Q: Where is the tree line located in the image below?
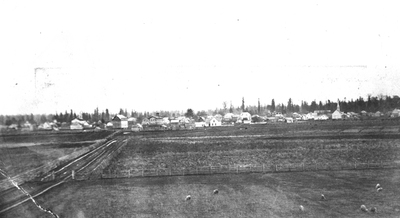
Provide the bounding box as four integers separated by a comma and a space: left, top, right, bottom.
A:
1, 94, 400, 126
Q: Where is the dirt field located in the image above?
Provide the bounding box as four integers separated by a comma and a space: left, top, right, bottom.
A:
105, 121, 400, 173
4, 169, 400, 217
2, 121, 400, 217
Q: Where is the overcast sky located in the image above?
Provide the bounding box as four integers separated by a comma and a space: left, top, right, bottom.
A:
1, 1, 399, 115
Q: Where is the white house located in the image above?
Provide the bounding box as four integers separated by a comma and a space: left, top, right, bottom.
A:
195, 122, 205, 128
305, 113, 314, 120
206, 117, 221, 126
214, 114, 223, 121
131, 124, 143, 132
391, 109, 400, 117
162, 117, 170, 124
285, 117, 294, 123
332, 110, 342, 120
315, 115, 329, 120
239, 112, 251, 122
224, 113, 234, 120
70, 123, 83, 130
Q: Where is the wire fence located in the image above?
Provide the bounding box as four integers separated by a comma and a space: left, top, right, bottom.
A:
70, 161, 400, 180
0, 139, 109, 190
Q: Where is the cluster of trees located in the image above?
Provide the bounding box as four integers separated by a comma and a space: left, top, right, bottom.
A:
0, 107, 186, 126
1, 95, 400, 126
206, 95, 400, 117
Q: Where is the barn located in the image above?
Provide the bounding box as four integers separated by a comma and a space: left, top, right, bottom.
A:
112, 115, 128, 129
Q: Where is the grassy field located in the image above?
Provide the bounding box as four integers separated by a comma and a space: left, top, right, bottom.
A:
4, 169, 400, 217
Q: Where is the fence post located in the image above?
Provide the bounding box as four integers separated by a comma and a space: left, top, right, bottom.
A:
275, 165, 278, 172
354, 161, 357, 169
169, 168, 172, 176
52, 171, 55, 180
71, 170, 75, 180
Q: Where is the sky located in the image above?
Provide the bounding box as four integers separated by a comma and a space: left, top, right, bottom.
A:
1, 1, 400, 115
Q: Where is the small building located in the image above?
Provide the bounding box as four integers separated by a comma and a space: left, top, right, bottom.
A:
373, 111, 382, 117
59, 122, 70, 130
38, 122, 53, 130
305, 113, 314, 120
239, 112, 252, 123
214, 114, 223, 121
8, 124, 19, 130
162, 117, 170, 125
266, 116, 277, 123
112, 115, 128, 129
148, 115, 163, 125
251, 115, 264, 123
195, 122, 205, 128
332, 110, 342, 120
315, 114, 329, 120
131, 124, 143, 132
127, 117, 137, 126
21, 121, 34, 131
70, 123, 83, 130
391, 109, 400, 117
195, 117, 206, 128
223, 113, 234, 120
314, 110, 331, 115
141, 118, 150, 126
206, 117, 221, 127
285, 117, 294, 123
106, 122, 113, 129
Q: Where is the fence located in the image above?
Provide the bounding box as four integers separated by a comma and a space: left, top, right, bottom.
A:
85, 161, 400, 180
71, 139, 128, 181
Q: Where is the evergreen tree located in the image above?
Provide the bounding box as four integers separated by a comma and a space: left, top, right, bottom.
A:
287, 98, 293, 113
271, 99, 275, 112
105, 109, 110, 121
185, 108, 194, 118
310, 100, 317, 112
